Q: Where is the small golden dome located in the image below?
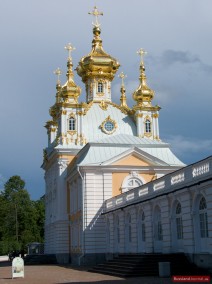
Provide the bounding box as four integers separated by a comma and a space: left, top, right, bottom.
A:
76, 26, 120, 83
61, 58, 81, 103
133, 62, 154, 107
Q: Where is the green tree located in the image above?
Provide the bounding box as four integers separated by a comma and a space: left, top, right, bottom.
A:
0, 176, 45, 255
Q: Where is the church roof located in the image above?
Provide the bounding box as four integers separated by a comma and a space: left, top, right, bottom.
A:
75, 134, 185, 167
93, 133, 166, 145
81, 103, 137, 141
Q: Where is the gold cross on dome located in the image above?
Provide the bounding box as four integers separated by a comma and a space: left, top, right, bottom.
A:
54, 67, 62, 83
64, 43, 76, 59
118, 72, 127, 87
137, 48, 147, 64
88, 6, 103, 27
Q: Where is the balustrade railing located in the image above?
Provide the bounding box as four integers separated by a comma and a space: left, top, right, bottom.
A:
104, 156, 212, 213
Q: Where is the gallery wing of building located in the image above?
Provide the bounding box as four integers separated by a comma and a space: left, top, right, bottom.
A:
42, 6, 212, 270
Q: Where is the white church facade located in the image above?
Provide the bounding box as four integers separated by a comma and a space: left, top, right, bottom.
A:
42, 7, 212, 270
104, 156, 212, 271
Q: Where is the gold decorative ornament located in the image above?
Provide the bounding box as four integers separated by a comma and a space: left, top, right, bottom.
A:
137, 48, 147, 65
119, 72, 127, 87
118, 72, 128, 108
64, 43, 76, 60
54, 68, 62, 85
135, 113, 143, 118
88, 6, 103, 27
144, 132, 152, 138
152, 113, 159, 118
68, 130, 77, 136
76, 111, 85, 116
144, 115, 151, 121
68, 112, 76, 118
99, 100, 108, 110
100, 116, 117, 135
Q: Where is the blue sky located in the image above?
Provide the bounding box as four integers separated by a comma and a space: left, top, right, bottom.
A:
0, 0, 212, 199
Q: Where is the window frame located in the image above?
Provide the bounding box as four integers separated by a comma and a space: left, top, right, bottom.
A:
97, 82, 104, 93
69, 117, 76, 131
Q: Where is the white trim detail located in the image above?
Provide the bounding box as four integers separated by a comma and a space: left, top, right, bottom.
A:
192, 163, 209, 178
153, 180, 165, 191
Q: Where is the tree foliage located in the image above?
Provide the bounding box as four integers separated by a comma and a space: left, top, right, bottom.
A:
0, 176, 45, 255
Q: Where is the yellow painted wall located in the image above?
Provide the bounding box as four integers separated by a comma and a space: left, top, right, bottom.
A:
112, 173, 128, 196
112, 172, 155, 197
112, 154, 150, 166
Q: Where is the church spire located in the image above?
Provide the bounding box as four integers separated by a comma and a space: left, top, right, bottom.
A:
133, 49, 160, 140
76, 6, 120, 103
119, 72, 128, 108
133, 48, 154, 108
60, 43, 81, 104
53, 67, 62, 103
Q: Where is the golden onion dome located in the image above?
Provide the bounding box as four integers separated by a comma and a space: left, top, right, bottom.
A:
61, 58, 81, 103
133, 62, 154, 106
76, 26, 120, 83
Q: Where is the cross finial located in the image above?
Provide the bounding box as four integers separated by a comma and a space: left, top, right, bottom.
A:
64, 43, 76, 59
118, 72, 127, 87
137, 48, 147, 64
88, 6, 103, 27
54, 67, 62, 84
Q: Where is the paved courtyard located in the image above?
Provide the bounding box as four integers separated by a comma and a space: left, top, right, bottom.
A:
0, 259, 211, 284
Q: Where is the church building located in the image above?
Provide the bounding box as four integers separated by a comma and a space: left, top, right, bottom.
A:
42, 7, 212, 270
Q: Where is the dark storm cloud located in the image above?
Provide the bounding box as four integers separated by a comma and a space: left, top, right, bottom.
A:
161, 50, 200, 65
160, 50, 212, 74
0, 0, 212, 199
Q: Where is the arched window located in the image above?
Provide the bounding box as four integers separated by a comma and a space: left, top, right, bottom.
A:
69, 117, 75, 131
145, 119, 151, 133
141, 211, 146, 242
123, 178, 142, 193
176, 202, 183, 239
98, 82, 103, 93
122, 173, 144, 193
199, 197, 208, 238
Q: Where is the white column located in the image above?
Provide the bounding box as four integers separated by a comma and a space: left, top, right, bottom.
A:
152, 114, 156, 139
135, 113, 143, 137
155, 113, 160, 139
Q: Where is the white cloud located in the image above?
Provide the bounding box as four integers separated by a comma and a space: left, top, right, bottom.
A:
165, 135, 212, 159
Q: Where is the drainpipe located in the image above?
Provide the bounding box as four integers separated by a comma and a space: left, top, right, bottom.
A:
77, 166, 85, 266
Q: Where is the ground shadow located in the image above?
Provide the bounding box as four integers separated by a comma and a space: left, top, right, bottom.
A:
0, 261, 11, 267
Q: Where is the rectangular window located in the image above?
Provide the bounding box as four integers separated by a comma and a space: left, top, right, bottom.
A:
69, 117, 75, 131
98, 82, 103, 93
